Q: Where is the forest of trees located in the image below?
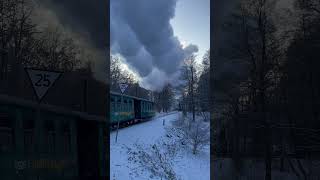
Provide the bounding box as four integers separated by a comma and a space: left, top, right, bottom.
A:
0, 0, 106, 115
212, 0, 320, 179
179, 50, 210, 120
0, 0, 87, 75
110, 49, 210, 116
110, 54, 175, 112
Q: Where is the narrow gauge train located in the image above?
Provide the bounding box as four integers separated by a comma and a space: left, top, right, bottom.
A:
110, 91, 155, 128
0, 94, 107, 179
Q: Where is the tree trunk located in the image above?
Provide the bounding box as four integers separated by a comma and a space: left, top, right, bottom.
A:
193, 144, 197, 154
191, 66, 195, 122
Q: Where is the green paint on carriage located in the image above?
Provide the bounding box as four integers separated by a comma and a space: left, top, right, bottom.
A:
140, 101, 155, 118
110, 93, 135, 124
0, 103, 79, 179
110, 92, 155, 124
0, 95, 107, 179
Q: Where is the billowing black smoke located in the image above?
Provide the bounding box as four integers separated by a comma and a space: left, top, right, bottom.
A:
111, 0, 198, 91
36, 0, 108, 49
32, 0, 108, 82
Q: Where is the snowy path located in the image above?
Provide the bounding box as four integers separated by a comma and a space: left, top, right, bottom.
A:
110, 112, 210, 180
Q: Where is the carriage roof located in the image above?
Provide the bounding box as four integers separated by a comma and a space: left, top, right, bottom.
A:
0, 94, 106, 122
110, 91, 154, 103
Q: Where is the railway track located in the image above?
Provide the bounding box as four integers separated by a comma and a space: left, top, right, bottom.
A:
110, 111, 179, 131
152, 111, 179, 119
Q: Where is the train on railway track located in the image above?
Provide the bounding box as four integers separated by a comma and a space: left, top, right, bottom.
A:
0, 94, 107, 179
110, 91, 155, 129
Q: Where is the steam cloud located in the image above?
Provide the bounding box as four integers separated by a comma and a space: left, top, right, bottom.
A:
32, 0, 108, 82
111, 0, 199, 91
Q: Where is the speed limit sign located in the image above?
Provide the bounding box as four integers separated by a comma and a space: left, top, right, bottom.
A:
26, 68, 62, 102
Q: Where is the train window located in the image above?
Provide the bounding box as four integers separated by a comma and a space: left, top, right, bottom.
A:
23, 111, 34, 154
127, 99, 131, 111
114, 97, 118, 111
129, 100, 133, 110
45, 120, 55, 153
127, 100, 130, 111
128, 99, 131, 111
123, 98, 125, 111
124, 99, 128, 111
111, 97, 115, 111
142, 102, 144, 112
0, 106, 12, 153
63, 121, 71, 153
117, 98, 121, 111
0, 106, 11, 128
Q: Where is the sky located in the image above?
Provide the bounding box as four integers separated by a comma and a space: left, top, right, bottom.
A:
111, 0, 210, 91
170, 0, 210, 63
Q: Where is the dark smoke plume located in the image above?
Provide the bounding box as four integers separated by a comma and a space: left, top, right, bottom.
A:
111, 0, 198, 90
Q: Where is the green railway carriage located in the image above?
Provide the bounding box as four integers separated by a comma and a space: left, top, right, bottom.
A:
140, 100, 155, 118
110, 92, 155, 126
110, 92, 135, 124
0, 94, 107, 179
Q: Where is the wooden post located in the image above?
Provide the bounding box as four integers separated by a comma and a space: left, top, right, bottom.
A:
115, 96, 123, 143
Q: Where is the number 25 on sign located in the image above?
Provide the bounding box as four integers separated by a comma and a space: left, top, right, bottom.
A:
26, 68, 62, 102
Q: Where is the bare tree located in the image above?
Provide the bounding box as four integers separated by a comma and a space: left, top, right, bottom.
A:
110, 54, 136, 92
197, 49, 210, 121
154, 83, 174, 113
0, 0, 82, 74
180, 54, 198, 122
168, 114, 210, 155
126, 141, 180, 180
0, 0, 37, 79
214, 0, 283, 179
24, 27, 81, 71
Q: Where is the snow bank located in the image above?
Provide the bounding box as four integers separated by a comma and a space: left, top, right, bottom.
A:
110, 112, 210, 180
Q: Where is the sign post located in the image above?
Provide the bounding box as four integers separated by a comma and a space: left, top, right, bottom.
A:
115, 82, 128, 143
25, 68, 62, 154
25, 68, 62, 102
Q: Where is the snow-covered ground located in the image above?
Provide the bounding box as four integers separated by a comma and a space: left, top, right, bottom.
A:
213, 158, 320, 180
110, 112, 210, 180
